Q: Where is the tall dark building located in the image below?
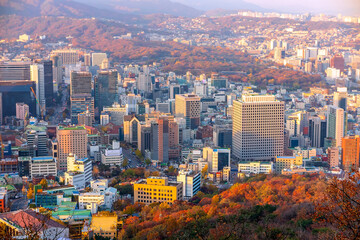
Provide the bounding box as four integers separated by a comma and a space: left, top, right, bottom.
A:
70, 71, 92, 96
94, 69, 118, 113
309, 116, 327, 148
43, 61, 54, 107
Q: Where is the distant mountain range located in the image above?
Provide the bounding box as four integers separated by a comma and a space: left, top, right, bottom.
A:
0, 0, 267, 20
0, 0, 203, 19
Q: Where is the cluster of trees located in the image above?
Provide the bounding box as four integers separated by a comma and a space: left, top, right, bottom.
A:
117, 173, 360, 240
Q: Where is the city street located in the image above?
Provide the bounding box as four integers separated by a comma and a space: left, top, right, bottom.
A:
11, 196, 28, 211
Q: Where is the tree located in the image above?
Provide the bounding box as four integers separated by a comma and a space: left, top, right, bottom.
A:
315, 170, 360, 239
27, 188, 34, 200
122, 158, 129, 168
93, 165, 100, 178
201, 165, 208, 178
145, 158, 151, 166
39, 179, 48, 189
135, 149, 143, 160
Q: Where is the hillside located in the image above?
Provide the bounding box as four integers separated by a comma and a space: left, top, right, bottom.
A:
114, 173, 360, 239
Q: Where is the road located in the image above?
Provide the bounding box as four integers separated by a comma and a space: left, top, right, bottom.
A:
11, 196, 28, 211
122, 148, 158, 172
50, 83, 69, 124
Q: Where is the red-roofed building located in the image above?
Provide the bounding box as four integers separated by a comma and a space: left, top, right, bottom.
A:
0, 209, 69, 239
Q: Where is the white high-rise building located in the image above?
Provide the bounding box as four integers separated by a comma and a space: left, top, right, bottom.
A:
30, 64, 45, 116
232, 95, 284, 161
327, 106, 345, 148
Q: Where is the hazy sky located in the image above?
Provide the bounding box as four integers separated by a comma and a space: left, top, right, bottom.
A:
174, 0, 360, 16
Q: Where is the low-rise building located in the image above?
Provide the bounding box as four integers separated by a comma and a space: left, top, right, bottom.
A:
238, 161, 274, 175
91, 213, 118, 239
101, 149, 123, 166
64, 154, 92, 189
275, 156, 303, 174
177, 170, 201, 200
30, 156, 57, 178
134, 177, 183, 205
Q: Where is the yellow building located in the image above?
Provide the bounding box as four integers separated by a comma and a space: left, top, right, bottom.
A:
134, 177, 183, 205
275, 156, 303, 174
91, 213, 118, 239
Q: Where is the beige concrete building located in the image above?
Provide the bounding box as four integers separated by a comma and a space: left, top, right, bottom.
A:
53, 126, 87, 171
175, 94, 201, 129
275, 156, 303, 174
232, 94, 284, 161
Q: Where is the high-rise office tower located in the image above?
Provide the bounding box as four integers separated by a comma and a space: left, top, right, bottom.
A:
137, 72, 152, 93
50, 54, 63, 89
232, 95, 284, 161
70, 94, 94, 124
333, 90, 347, 111
0, 62, 31, 81
26, 129, 48, 157
94, 70, 118, 113
92, 53, 107, 67
16, 103, 29, 120
309, 116, 327, 148
341, 135, 360, 171
51, 49, 79, 65
53, 126, 87, 171
30, 64, 45, 116
84, 53, 91, 66
327, 106, 345, 148
70, 71, 92, 96
0, 62, 36, 120
43, 60, 54, 107
175, 94, 201, 129
330, 53, 345, 72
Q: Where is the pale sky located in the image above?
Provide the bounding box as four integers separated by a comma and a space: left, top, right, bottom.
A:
174, 0, 360, 16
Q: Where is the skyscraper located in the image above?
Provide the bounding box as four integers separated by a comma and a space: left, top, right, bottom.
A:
232, 95, 284, 161
309, 116, 327, 148
30, 64, 45, 116
327, 106, 344, 148
175, 94, 201, 129
341, 135, 360, 171
95, 70, 118, 113
70, 94, 94, 124
43, 60, 54, 107
70, 71, 92, 96
53, 126, 88, 171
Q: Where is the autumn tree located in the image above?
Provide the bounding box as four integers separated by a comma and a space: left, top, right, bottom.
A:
39, 179, 48, 189
27, 188, 34, 200
315, 170, 360, 239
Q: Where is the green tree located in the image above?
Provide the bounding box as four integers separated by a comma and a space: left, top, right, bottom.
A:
122, 158, 129, 168
145, 158, 151, 166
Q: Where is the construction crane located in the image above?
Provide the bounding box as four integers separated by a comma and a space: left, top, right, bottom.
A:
0, 134, 4, 160
30, 87, 45, 120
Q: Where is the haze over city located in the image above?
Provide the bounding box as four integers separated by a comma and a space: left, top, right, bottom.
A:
0, 0, 359, 239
